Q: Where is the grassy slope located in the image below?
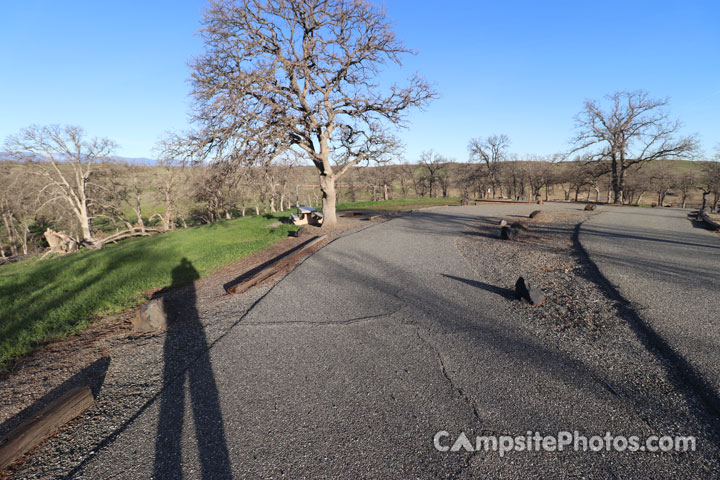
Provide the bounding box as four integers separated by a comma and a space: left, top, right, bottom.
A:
0, 214, 294, 367
337, 197, 462, 211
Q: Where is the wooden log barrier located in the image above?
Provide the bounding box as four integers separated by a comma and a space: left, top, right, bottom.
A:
0, 386, 94, 470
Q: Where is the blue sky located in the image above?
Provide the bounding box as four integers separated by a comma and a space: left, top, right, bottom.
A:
1, 0, 718, 161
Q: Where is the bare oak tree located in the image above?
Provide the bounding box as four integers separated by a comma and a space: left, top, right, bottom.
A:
699, 152, 720, 211
152, 132, 196, 230
189, 0, 435, 224
4, 125, 117, 245
418, 151, 448, 198
571, 91, 696, 204
676, 171, 696, 209
467, 134, 510, 198
0, 163, 41, 256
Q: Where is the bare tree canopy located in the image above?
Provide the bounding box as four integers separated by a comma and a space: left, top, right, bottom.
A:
467, 134, 510, 198
4, 124, 117, 245
571, 90, 697, 204
418, 150, 449, 198
190, 0, 436, 224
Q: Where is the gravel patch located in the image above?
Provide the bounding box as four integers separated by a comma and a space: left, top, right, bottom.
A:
456, 209, 720, 473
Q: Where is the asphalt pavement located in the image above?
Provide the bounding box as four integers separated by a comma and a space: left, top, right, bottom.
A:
72, 204, 719, 479
578, 206, 720, 417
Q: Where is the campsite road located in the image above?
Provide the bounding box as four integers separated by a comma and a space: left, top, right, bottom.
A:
73, 204, 719, 479
579, 207, 720, 414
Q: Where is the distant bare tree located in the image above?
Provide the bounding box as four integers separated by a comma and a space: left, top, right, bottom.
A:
676, 172, 696, 209
623, 168, 651, 205
192, 162, 244, 222
534, 155, 564, 202
419, 151, 448, 198
502, 158, 528, 201
94, 162, 153, 235
152, 132, 196, 230
699, 153, 720, 211
525, 155, 551, 202
189, 0, 435, 225
453, 162, 474, 200
394, 164, 412, 198
400, 164, 424, 198
0, 163, 41, 256
468, 134, 510, 198
556, 160, 596, 202
572, 90, 696, 204
647, 161, 676, 206
4, 125, 117, 246
437, 163, 452, 198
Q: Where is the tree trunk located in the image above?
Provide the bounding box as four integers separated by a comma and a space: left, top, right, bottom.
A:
21, 225, 29, 255
611, 161, 624, 204
78, 207, 94, 243
320, 174, 338, 225
2, 215, 18, 256
135, 210, 146, 234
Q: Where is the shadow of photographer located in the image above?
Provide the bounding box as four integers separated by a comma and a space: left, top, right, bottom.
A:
154, 258, 232, 478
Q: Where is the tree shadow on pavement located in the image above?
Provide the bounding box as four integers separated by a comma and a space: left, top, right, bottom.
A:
154, 258, 232, 479
573, 224, 720, 446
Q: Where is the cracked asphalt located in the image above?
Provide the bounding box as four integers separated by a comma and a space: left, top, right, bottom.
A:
71, 204, 719, 479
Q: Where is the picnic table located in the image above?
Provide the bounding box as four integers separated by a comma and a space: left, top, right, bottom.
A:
291, 206, 324, 226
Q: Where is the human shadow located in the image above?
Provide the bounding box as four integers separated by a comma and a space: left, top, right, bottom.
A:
154, 258, 232, 479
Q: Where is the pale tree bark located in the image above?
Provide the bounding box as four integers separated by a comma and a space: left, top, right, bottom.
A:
4, 125, 116, 245
0, 164, 40, 255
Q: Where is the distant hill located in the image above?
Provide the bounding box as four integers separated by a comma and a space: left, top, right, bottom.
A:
112, 156, 157, 166
0, 152, 156, 166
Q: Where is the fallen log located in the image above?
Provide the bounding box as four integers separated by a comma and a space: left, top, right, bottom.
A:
0, 254, 32, 266
0, 386, 94, 470
94, 227, 163, 248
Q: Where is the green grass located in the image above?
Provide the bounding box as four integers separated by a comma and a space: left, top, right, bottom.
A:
337, 197, 462, 211
0, 214, 295, 367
